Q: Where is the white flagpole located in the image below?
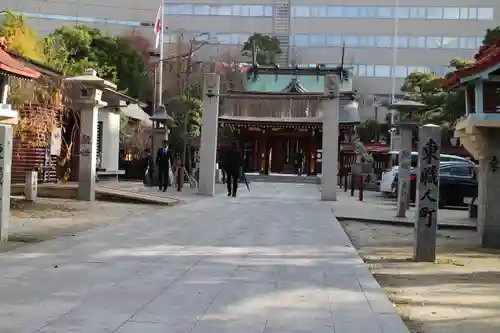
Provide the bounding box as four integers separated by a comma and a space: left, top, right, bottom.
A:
158, 0, 165, 106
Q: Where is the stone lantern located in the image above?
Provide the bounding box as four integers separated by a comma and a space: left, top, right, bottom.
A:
388, 99, 426, 217
150, 104, 173, 182
0, 47, 41, 241
64, 68, 116, 201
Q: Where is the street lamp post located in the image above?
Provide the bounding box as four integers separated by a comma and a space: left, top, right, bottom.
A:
150, 104, 173, 187
178, 32, 210, 191
389, 0, 400, 150
389, 100, 426, 218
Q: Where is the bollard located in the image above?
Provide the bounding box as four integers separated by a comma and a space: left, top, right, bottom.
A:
177, 166, 182, 192
358, 174, 364, 201
344, 173, 348, 192
350, 173, 355, 196
25, 170, 38, 202
469, 204, 478, 219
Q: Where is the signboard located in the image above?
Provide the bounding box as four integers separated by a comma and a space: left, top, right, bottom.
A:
50, 128, 62, 156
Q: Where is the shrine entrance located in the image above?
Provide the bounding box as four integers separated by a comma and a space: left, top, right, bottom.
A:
216, 66, 358, 176
218, 98, 325, 175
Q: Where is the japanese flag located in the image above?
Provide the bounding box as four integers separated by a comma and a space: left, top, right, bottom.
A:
154, 4, 163, 49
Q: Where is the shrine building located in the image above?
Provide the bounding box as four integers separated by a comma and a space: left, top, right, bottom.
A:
217, 65, 362, 175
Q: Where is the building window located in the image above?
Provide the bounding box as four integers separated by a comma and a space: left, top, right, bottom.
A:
408, 7, 426, 19
443, 7, 460, 19
478, 7, 494, 20
293, 6, 310, 17
327, 35, 342, 46
174, 5, 195, 15
376, 36, 392, 48
375, 65, 391, 77
395, 7, 409, 18
394, 66, 408, 78
343, 6, 359, 18
310, 6, 327, 17
396, 36, 408, 48
294, 35, 309, 47
408, 36, 426, 48
365, 65, 375, 77
427, 7, 443, 19
426, 36, 442, 48
343, 35, 358, 47
310, 35, 326, 46
193, 5, 210, 15
377, 7, 393, 18
442, 37, 459, 48
359, 36, 376, 47
264, 6, 273, 16
326, 6, 342, 17
240, 5, 264, 16
210, 6, 232, 16
468, 8, 478, 19
358, 7, 377, 18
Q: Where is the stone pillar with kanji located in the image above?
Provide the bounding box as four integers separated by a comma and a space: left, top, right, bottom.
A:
414, 124, 441, 262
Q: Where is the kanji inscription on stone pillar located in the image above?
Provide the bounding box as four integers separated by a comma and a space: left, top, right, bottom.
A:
414, 124, 441, 262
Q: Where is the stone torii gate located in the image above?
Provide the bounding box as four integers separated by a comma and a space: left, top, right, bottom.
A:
197, 69, 357, 200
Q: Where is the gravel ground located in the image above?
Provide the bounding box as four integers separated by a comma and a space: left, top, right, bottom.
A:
341, 221, 500, 333
2, 198, 164, 253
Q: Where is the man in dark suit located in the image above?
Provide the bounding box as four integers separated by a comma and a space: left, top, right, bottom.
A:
294, 150, 304, 176
156, 140, 173, 192
223, 141, 243, 197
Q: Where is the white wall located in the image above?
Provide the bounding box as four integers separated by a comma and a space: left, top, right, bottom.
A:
98, 109, 121, 171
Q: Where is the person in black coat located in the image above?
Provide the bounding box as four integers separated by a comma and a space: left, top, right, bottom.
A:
156, 140, 173, 192
294, 150, 304, 176
142, 148, 154, 186
223, 141, 243, 197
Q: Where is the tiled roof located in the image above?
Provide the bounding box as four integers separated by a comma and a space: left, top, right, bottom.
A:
444, 38, 500, 88
0, 45, 41, 79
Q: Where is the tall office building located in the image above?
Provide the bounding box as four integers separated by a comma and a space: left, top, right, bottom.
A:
3, 0, 498, 119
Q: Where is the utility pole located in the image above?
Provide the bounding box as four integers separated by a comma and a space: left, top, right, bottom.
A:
179, 35, 204, 190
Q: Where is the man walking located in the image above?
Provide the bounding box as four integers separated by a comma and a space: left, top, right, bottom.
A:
142, 148, 154, 186
223, 141, 243, 197
294, 149, 304, 176
156, 140, 173, 192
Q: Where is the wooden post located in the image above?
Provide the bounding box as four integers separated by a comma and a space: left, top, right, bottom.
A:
359, 174, 364, 201
344, 172, 348, 192
350, 173, 355, 196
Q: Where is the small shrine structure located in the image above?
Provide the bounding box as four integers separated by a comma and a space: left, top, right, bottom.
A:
0, 44, 41, 241
445, 38, 500, 248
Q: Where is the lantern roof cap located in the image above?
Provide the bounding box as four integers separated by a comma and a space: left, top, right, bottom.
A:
150, 104, 173, 122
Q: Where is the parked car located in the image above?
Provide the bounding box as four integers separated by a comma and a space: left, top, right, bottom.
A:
392, 161, 477, 207
379, 151, 472, 195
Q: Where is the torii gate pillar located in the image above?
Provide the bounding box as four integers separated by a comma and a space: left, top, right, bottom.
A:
321, 75, 340, 201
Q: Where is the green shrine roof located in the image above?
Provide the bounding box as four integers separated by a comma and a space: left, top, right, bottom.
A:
244, 73, 353, 93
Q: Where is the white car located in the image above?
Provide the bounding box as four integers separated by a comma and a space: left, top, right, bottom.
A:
379, 151, 472, 195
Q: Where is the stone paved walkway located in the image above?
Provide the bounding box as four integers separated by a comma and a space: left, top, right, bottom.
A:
0, 183, 408, 333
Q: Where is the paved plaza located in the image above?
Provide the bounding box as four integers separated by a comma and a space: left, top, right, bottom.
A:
0, 183, 408, 333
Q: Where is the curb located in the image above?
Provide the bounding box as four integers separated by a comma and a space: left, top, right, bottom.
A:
335, 215, 477, 231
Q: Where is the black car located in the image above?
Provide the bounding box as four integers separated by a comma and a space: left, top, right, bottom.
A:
393, 161, 477, 207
